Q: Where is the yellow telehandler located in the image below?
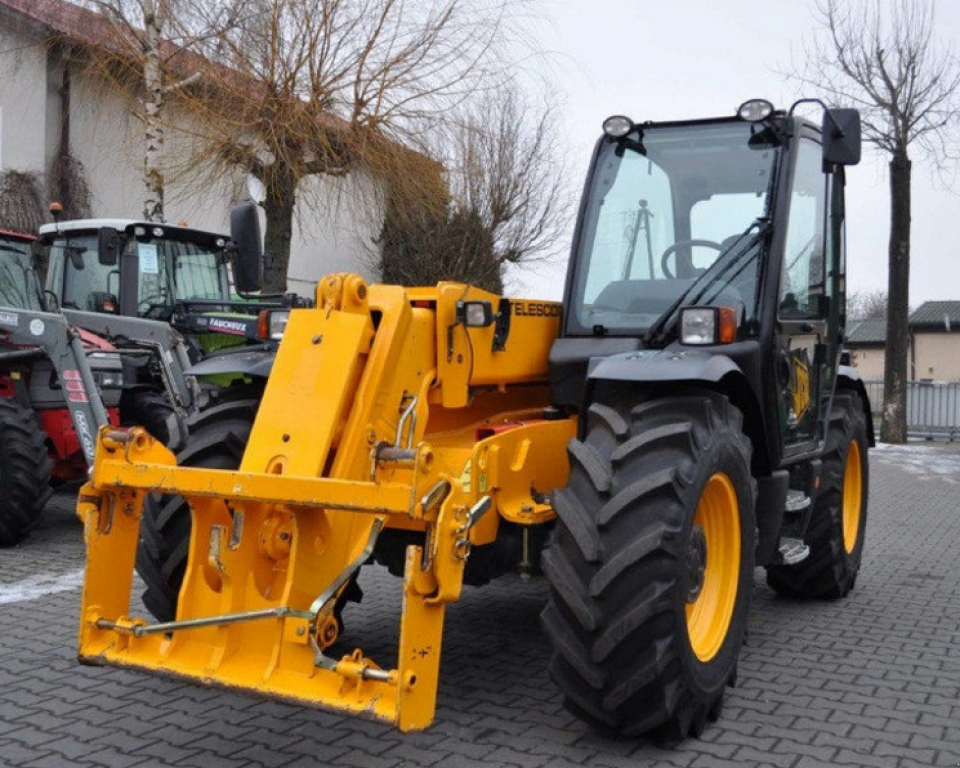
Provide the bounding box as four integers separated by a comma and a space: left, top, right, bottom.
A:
77, 99, 872, 740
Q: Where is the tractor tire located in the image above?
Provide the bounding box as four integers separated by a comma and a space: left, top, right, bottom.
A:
121, 389, 186, 451
136, 396, 258, 620
542, 391, 756, 741
0, 399, 54, 546
766, 391, 868, 599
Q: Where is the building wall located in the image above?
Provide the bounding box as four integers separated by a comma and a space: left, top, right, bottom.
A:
851, 332, 960, 382
286, 169, 381, 296
849, 347, 886, 381
0, 20, 48, 172
913, 332, 960, 381
69, 70, 380, 297
0, 29, 379, 295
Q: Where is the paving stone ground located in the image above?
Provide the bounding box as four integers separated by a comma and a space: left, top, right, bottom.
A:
1, 441, 959, 767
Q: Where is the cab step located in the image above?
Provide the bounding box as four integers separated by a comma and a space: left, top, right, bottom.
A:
785, 489, 811, 513
777, 536, 810, 565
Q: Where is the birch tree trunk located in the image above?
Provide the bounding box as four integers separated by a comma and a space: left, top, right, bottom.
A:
142, 0, 165, 222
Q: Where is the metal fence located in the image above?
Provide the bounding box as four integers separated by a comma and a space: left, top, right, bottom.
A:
862, 379, 960, 441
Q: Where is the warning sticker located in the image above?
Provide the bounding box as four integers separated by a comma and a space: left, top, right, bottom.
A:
459, 459, 472, 491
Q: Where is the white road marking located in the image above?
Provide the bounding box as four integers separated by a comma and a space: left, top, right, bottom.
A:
0, 568, 86, 605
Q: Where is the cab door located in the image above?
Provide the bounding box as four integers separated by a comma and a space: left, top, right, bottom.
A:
776, 138, 832, 455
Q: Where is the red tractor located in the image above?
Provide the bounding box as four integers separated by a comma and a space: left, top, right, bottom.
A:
0, 229, 122, 544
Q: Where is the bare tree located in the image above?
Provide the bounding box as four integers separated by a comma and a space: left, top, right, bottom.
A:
795, 0, 960, 442
174, 0, 522, 292
847, 289, 888, 321
377, 88, 570, 293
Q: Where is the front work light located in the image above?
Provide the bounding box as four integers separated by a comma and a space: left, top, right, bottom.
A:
680, 306, 737, 345
602, 115, 634, 138
93, 370, 124, 389
737, 99, 774, 122
456, 300, 495, 328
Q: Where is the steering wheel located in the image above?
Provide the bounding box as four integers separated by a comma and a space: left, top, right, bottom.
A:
138, 299, 171, 319
660, 239, 723, 279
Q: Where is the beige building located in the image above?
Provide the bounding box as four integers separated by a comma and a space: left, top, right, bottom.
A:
0, 0, 380, 296
846, 319, 887, 380
846, 301, 960, 382
910, 302, 960, 381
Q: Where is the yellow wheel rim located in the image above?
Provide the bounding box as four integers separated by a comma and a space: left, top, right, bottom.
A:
685, 472, 741, 663
842, 440, 863, 554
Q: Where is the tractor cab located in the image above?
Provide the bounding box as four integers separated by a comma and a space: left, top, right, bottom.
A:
39, 219, 234, 320
0, 230, 45, 312
38, 205, 301, 364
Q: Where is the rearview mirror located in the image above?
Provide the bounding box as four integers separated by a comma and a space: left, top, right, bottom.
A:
97, 227, 120, 266
229, 201, 263, 294
66, 245, 86, 271
822, 108, 861, 166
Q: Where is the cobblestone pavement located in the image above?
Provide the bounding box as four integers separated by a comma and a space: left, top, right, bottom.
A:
1, 442, 959, 767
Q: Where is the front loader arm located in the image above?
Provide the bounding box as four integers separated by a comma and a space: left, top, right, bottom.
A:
62, 309, 196, 414
0, 309, 110, 464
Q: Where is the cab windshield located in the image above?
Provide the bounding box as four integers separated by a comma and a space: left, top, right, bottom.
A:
46, 234, 226, 318
0, 237, 44, 311
570, 120, 779, 334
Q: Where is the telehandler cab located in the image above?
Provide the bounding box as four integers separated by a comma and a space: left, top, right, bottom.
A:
76, 98, 871, 741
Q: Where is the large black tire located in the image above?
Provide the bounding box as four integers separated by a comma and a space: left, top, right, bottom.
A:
0, 399, 54, 546
542, 391, 756, 741
120, 389, 186, 451
136, 396, 258, 620
766, 391, 868, 599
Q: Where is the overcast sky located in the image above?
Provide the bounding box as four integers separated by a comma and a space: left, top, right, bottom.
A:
504, 0, 960, 307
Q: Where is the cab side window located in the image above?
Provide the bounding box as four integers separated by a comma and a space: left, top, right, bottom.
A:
780, 139, 826, 318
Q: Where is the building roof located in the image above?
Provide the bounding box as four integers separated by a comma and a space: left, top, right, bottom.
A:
0, 0, 376, 147
0, 0, 436, 203
909, 301, 960, 330
0, 0, 128, 53
846, 319, 887, 345
0, 0, 246, 89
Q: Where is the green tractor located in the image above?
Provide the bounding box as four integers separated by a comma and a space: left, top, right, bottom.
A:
38, 202, 303, 396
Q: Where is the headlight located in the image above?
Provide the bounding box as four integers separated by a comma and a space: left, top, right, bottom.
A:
680, 307, 737, 345
269, 311, 290, 339
259, 309, 291, 340
93, 370, 124, 389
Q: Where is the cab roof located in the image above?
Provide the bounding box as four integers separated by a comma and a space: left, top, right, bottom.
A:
0, 228, 35, 242
38, 219, 228, 247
